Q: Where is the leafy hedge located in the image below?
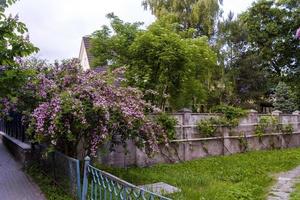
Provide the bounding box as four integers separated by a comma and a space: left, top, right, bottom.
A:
197, 105, 247, 137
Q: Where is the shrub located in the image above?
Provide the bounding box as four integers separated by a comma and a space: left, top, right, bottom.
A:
197, 105, 247, 138
2, 60, 170, 157
273, 82, 297, 113
155, 113, 177, 140
255, 116, 279, 137
280, 124, 294, 135
197, 118, 218, 137
212, 105, 248, 122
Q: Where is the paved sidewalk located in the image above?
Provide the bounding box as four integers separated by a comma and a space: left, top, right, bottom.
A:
0, 139, 45, 200
268, 165, 300, 200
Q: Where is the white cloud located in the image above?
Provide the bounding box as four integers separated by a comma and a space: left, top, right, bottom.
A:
5, 0, 254, 61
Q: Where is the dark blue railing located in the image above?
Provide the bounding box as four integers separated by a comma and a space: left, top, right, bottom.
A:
0, 112, 27, 142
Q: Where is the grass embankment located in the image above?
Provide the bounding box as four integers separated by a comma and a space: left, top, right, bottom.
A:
99, 148, 300, 200
26, 165, 73, 200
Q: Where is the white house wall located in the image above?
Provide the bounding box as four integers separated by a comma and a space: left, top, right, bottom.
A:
79, 40, 90, 71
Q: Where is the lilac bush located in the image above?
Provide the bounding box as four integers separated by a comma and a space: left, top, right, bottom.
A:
0, 97, 16, 117
3, 59, 169, 157
296, 27, 300, 39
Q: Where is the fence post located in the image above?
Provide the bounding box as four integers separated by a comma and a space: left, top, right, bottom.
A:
272, 110, 282, 116
292, 111, 300, 133
75, 160, 82, 200
179, 108, 192, 161
81, 156, 90, 200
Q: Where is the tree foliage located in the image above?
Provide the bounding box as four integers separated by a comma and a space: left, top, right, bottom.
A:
0, 0, 38, 105
0, 0, 38, 66
1, 60, 170, 157
127, 18, 218, 111
142, 0, 222, 37
0, 0, 17, 11
217, 11, 248, 70
91, 15, 218, 111
273, 82, 297, 113
215, 0, 300, 109
90, 13, 142, 67
240, 0, 300, 77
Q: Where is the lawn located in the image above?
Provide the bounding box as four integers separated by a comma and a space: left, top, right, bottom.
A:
26, 165, 73, 200
99, 148, 300, 200
290, 182, 300, 200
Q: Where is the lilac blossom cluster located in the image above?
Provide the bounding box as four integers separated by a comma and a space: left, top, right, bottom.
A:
16, 60, 168, 157
0, 98, 16, 117
296, 28, 300, 39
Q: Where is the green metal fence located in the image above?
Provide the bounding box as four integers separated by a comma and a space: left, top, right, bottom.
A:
53, 151, 82, 199
81, 157, 171, 200
32, 144, 82, 199
1, 115, 171, 200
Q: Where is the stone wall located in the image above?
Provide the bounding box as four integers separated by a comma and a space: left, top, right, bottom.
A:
0, 132, 32, 168
97, 110, 300, 167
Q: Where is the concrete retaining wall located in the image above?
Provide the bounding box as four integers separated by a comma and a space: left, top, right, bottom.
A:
98, 110, 300, 167
0, 132, 32, 167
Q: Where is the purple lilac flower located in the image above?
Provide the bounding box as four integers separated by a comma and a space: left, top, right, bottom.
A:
296, 28, 300, 39
0, 98, 17, 116
32, 102, 50, 134
23, 60, 168, 157
38, 74, 55, 98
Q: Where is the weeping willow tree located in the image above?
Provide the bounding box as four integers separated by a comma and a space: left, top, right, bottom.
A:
142, 0, 223, 37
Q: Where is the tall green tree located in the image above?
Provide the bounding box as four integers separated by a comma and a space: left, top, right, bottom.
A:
240, 0, 300, 78
90, 13, 142, 67
214, 12, 259, 106
0, 0, 38, 66
126, 18, 217, 110
216, 0, 300, 108
273, 82, 297, 113
230, 52, 271, 106
90, 15, 218, 111
217, 12, 248, 70
142, 0, 222, 37
0, 0, 38, 101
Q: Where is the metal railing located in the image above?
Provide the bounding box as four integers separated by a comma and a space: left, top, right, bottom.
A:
52, 151, 82, 199
32, 144, 82, 199
81, 157, 171, 200
1, 113, 171, 200
0, 112, 27, 142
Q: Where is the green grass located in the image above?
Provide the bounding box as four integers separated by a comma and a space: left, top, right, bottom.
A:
26, 165, 73, 200
97, 148, 300, 200
290, 182, 300, 200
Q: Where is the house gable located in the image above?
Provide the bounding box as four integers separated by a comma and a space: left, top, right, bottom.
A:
79, 36, 93, 70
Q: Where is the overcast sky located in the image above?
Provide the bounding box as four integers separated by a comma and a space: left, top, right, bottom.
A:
6, 0, 255, 61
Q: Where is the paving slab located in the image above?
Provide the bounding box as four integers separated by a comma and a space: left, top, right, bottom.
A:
0, 139, 45, 200
267, 166, 300, 200
139, 182, 181, 195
